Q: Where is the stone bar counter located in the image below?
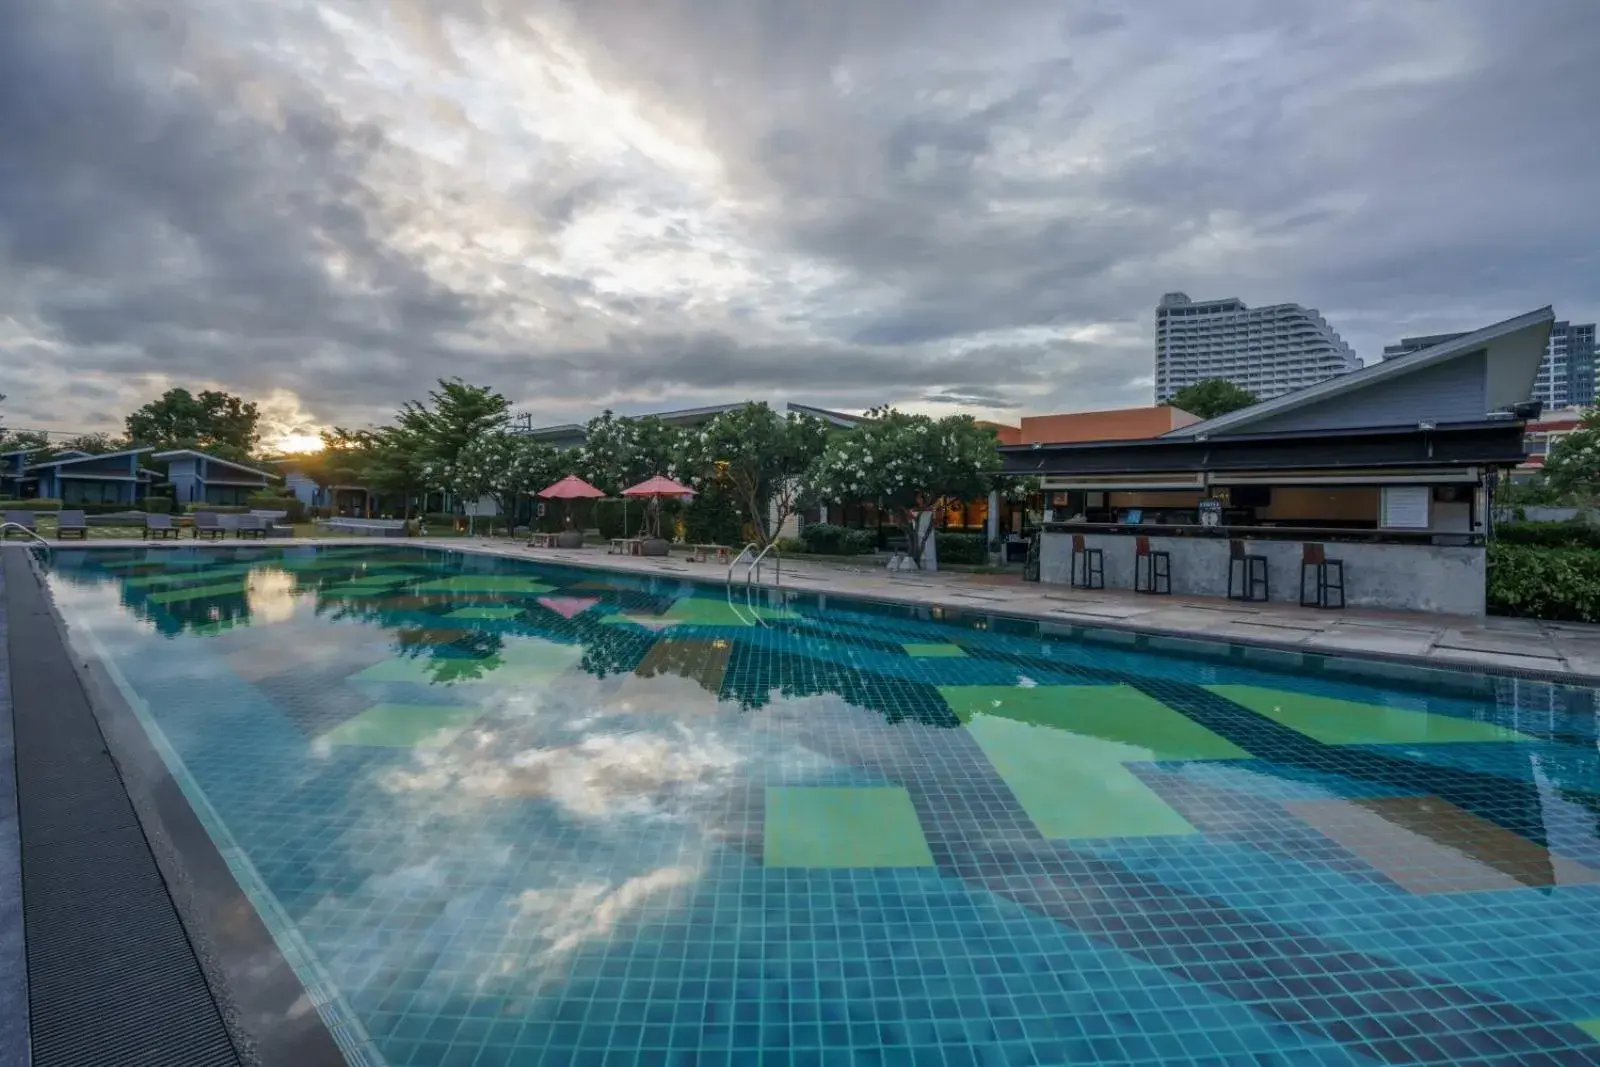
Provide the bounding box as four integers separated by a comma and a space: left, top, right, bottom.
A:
1036, 523, 1487, 616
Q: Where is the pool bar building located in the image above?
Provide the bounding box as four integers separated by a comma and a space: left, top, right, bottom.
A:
1002, 307, 1555, 615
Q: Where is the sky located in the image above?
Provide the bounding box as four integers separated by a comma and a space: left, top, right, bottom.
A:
1, 0, 1596, 452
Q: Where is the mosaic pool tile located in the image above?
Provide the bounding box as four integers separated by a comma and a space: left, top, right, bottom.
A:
902, 642, 966, 658
145, 580, 249, 605
317, 703, 481, 748
1286, 795, 1600, 892
43, 545, 1600, 1067
412, 576, 554, 595
964, 713, 1197, 838
1206, 684, 1533, 745
443, 606, 525, 620
940, 683, 1251, 759
764, 786, 934, 867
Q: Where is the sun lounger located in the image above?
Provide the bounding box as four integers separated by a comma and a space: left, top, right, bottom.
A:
321, 517, 408, 537
143, 514, 180, 540
2, 511, 39, 538
233, 514, 268, 540
192, 511, 226, 540
56, 509, 89, 540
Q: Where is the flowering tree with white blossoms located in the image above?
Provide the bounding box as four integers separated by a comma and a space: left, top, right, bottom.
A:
1543, 409, 1600, 504
807, 407, 999, 568
429, 431, 567, 534
676, 403, 831, 546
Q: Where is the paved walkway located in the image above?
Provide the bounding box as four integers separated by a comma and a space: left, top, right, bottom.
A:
20, 538, 1600, 680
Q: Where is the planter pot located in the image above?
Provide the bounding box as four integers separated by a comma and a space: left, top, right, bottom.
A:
557, 529, 584, 549
639, 538, 671, 557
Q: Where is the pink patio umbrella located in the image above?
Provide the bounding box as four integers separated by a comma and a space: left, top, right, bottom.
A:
537, 474, 606, 542
621, 475, 696, 538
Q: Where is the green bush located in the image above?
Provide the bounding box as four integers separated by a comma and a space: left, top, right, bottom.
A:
684, 490, 744, 547
594, 499, 677, 541
1488, 543, 1600, 622
774, 536, 806, 555
0, 498, 63, 511
247, 491, 306, 523
142, 497, 173, 514
936, 531, 988, 565
800, 522, 875, 556
1495, 520, 1600, 550
188, 504, 252, 515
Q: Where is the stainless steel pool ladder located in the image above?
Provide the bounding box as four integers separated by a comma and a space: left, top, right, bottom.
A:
0, 522, 52, 568
726, 541, 782, 627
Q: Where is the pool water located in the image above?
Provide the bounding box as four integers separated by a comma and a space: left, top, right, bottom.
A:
43, 544, 1600, 1067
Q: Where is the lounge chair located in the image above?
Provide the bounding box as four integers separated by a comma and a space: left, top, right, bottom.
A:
143, 514, 180, 540
57, 510, 89, 540
192, 511, 226, 540
2, 511, 38, 538
233, 514, 268, 540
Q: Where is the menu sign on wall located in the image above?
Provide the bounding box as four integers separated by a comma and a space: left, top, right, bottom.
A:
1380, 485, 1431, 529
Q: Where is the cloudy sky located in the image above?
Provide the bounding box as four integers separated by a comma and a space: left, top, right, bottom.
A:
1, 0, 1596, 450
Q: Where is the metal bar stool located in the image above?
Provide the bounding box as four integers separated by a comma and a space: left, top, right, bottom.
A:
1134, 536, 1170, 595
1070, 534, 1104, 590
1300, 543, 1345, 609
1227, 539, 1269, 601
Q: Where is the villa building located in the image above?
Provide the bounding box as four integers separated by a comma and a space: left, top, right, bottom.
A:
11, 447, 158, 505
154, 450, 279, 506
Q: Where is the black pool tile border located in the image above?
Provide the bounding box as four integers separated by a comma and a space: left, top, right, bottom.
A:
3, 550, 348, 1067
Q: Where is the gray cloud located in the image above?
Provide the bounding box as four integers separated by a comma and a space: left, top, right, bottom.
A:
0, 0, 1595, 444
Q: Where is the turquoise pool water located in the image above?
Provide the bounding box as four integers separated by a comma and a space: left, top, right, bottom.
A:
43, 544, 1600, 1066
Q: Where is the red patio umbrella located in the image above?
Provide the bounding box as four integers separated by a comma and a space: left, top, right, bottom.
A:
621, 475, 696, 538
537, 474, 606, 536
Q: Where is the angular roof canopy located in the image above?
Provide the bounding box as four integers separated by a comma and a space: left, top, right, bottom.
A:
26, 447, 153, 470
150, 449, 281, 480
1163, 307, 1554, 440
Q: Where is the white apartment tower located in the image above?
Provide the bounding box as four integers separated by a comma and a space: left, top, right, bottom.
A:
1154, 293, 1360, 402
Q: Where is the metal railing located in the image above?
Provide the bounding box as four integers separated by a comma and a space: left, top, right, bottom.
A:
747, 542, 781, 586
1, 522, 53, 567
725, 541, 783, 628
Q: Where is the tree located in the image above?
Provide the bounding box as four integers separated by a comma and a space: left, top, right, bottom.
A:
807, 408, 999, 569
676, 403, 831, 545
1541, 410, 1600, 503
125, 388, 261, 457
58, 432, 125, 454
395, 379, 510, 472
440, 431, 567, 532
1164, 379, 1257, 420
577, 412, 684, 496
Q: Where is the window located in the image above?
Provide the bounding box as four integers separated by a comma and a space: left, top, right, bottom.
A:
62, 478, 123, 505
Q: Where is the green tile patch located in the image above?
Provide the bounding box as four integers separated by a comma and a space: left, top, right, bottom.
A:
445, 606, 525, 621
412, 576, 554, 595
602, 598, 798, 629
348, 639, 582, 686
124, 563, 255, 587
146, 581, 249, 605
1204, 685, 1531, 746
964, 715, 1197, 839
764, 786, 934, 868
1578, 1020, 1600, 1041
903, 643, 966, 658
940, 684, 1249, 760
317, 703, 481, 748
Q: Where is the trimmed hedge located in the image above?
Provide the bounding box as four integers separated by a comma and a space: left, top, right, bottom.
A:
143, 497, 173, 514
800, 523, 876, 556
936, 531, 987, 565
188, 504, 252, 515
0, 499, 63, 511
1487, 543, 1600, 622
247, 491, 306, 523
1495, 520, 1600, 550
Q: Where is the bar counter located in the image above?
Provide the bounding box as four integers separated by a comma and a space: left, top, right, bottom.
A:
1036, 523, 1486, 615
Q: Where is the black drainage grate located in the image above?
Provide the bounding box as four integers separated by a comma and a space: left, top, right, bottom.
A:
5, 552, 242, 1067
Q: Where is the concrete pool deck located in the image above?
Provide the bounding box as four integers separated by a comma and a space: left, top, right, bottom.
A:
21, 537, 1600, 681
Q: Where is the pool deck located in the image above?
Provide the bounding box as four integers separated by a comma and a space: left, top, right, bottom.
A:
27, 537, 1600, 680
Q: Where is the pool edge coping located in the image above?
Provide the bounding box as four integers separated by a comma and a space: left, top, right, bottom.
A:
7, 549, 355, 1067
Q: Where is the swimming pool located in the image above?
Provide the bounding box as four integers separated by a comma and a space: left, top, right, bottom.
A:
40, 544, 1600, 1066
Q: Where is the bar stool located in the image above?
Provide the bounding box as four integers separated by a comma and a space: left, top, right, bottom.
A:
1133, 536, 1170, 595
1300, 543, 1345, 609
1070, 534, 1103, 589
1227, 539, 1269, 601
